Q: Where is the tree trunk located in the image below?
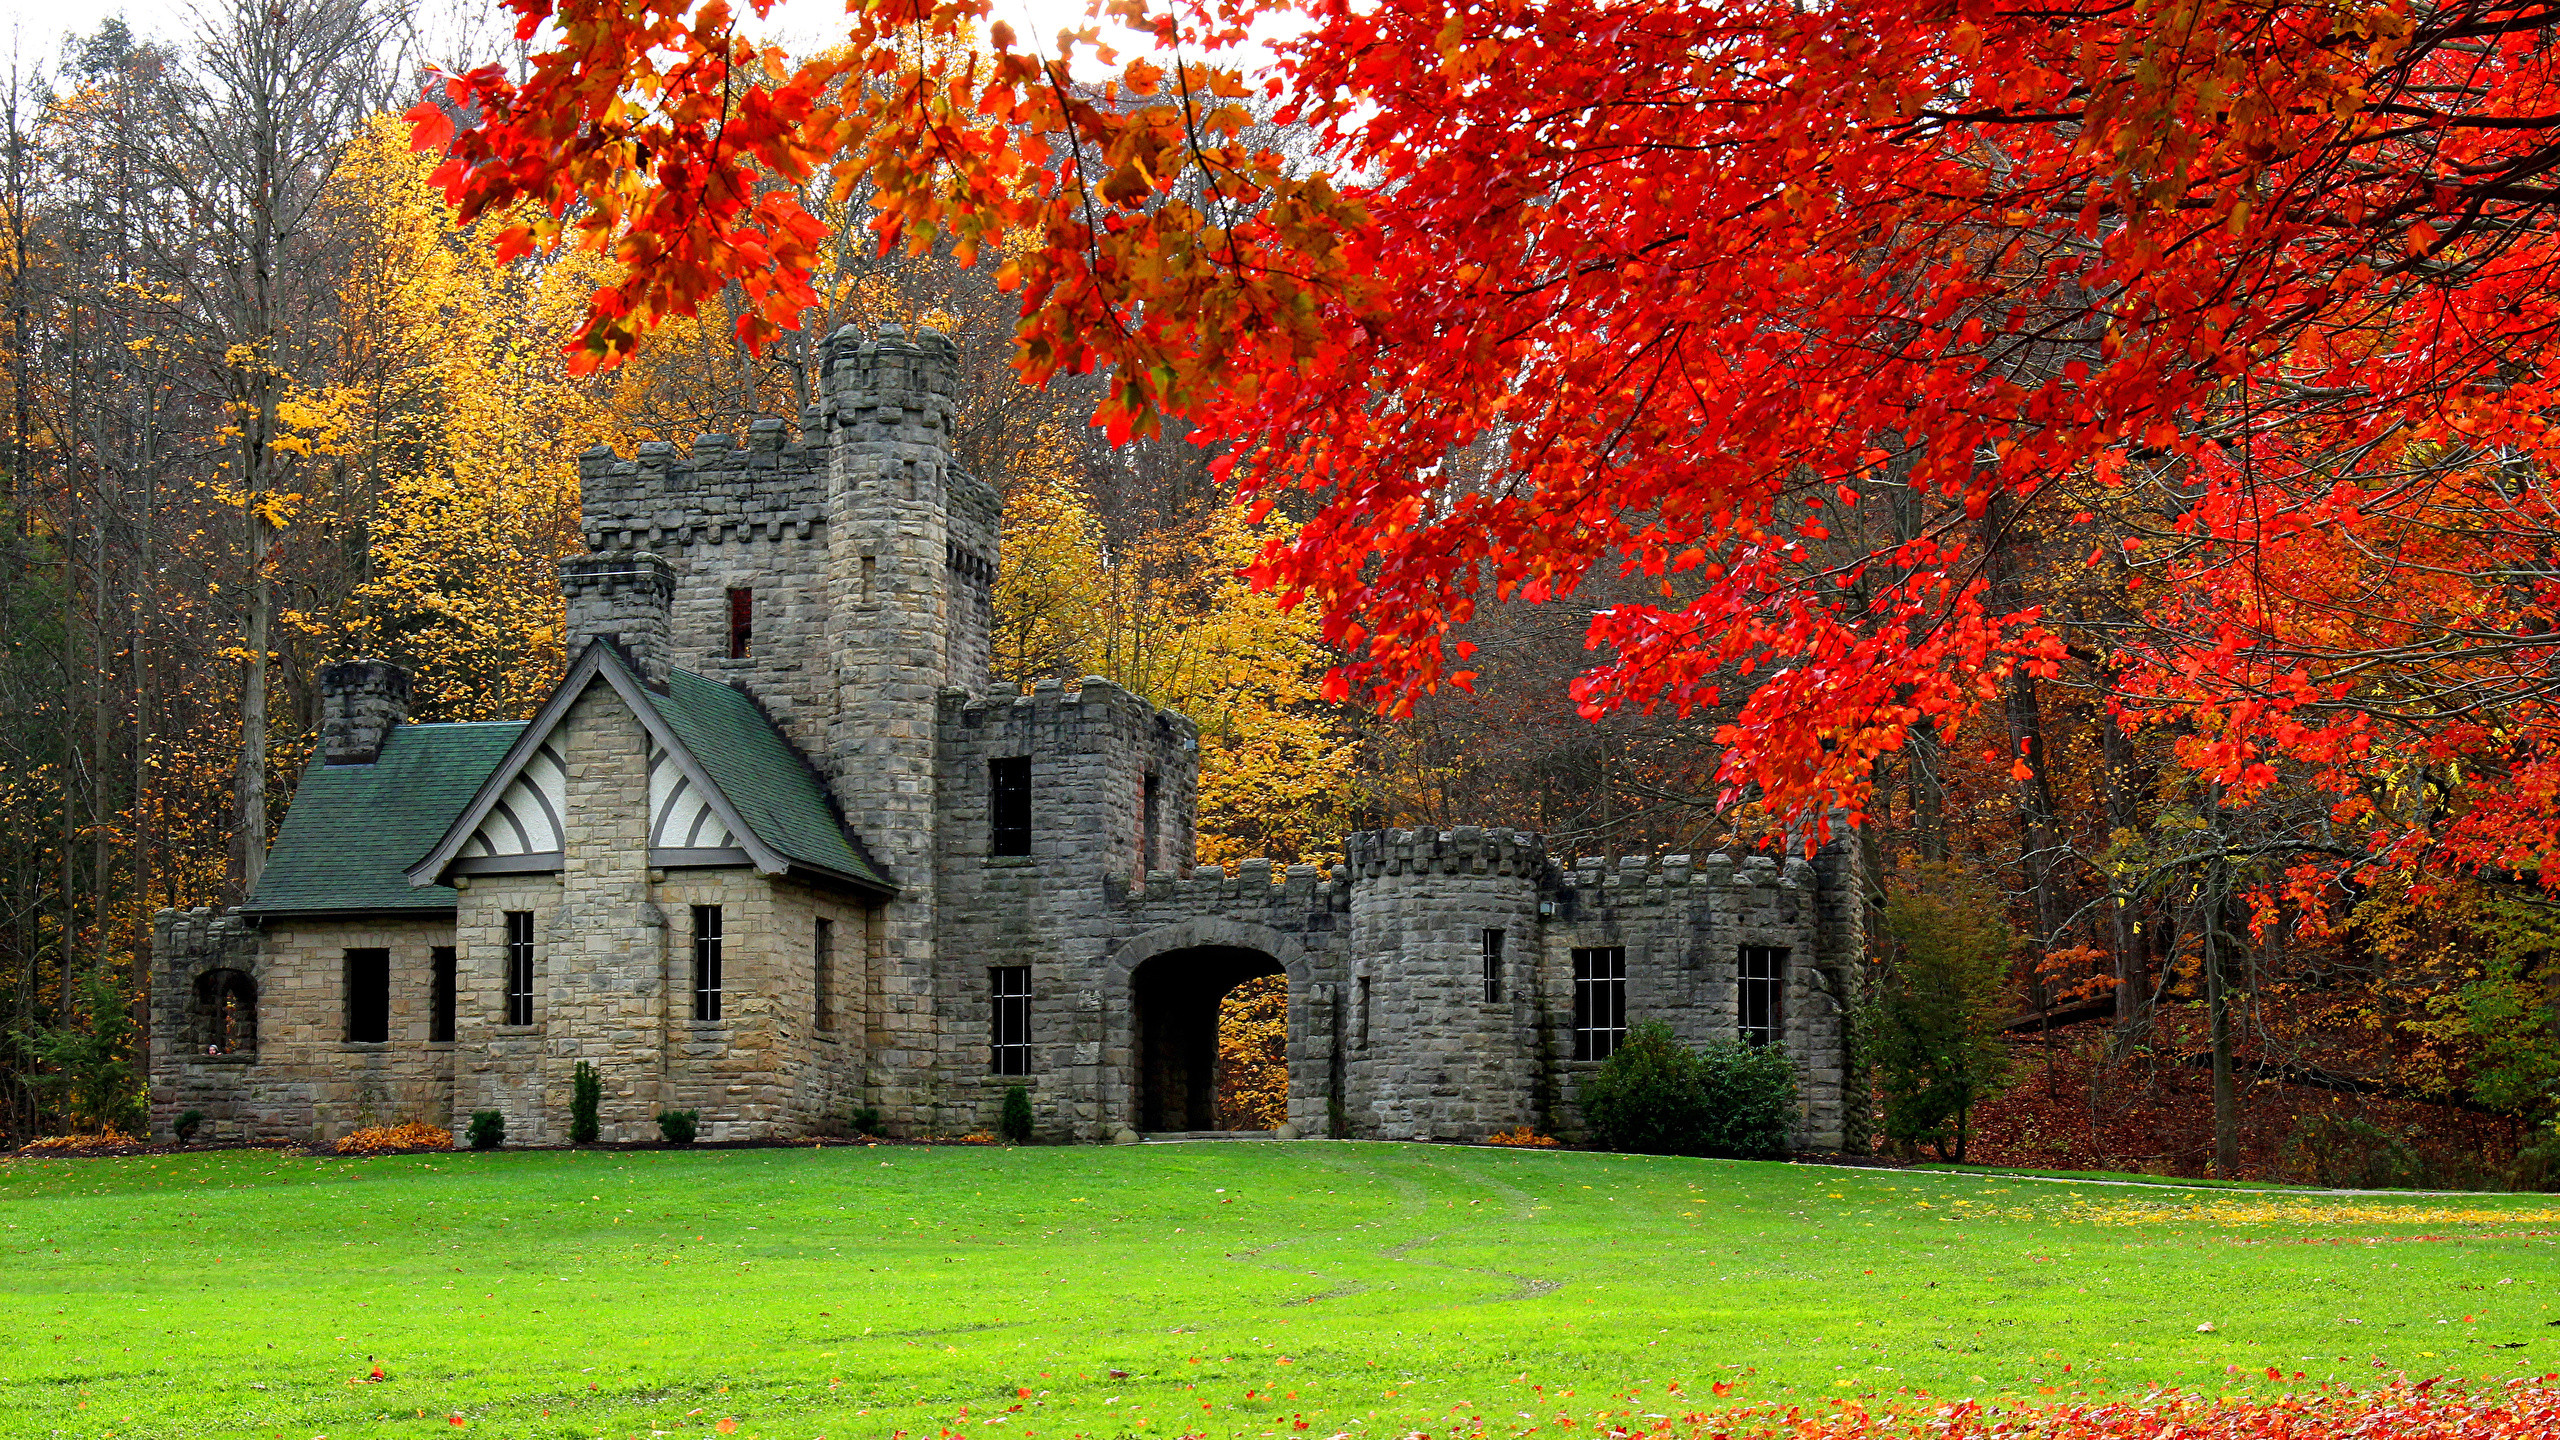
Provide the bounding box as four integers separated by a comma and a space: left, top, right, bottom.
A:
2204, 868, 2239, 1175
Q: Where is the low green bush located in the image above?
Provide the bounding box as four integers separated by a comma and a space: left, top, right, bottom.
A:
570, 1061, 602, 1144
2509, 1130, 2560, 1192
999, 1084, 1035, 1143
1579, 1021, 1794, 1159
845, 1104, 885, 1137
2279, 1113, 2422, 1189
465, 1110, 505, 1151
173, 1110, 204, 1144
657, 1109, 699, 1146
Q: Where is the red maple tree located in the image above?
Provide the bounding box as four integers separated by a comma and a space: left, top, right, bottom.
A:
417, 0, 2560, 881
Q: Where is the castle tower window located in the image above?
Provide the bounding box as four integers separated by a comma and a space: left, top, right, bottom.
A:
814, 916, 835, 1032
344, 949, 390, 1043
990, 964, 1031, 1075
1571, 947, 1626, 1061
693, 905, 725, 1021
1481, 928, 1505, 1004
195, 968, 257, 1055
430, 947, 456, 1043
989, 756, 1031, 856
1140, 773, 1161, 872
726, 587, 753, 658
1739, 945, 1787, 1047
504, 912, 536, 1026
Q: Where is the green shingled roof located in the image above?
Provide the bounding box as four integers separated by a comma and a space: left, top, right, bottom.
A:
244, 722, 526, 916
653, 668, 891, 890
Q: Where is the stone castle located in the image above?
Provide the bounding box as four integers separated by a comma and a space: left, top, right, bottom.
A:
150, 327, 1864, 1149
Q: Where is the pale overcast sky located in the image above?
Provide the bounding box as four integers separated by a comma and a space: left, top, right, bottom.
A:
0, 0, 1180, 76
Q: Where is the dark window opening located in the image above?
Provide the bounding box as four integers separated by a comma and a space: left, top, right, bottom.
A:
1355, 975, 1372, 1049
504, 911, 536, 1026
726, 586, 753, 658
814, 917, 835, 1032
345, 948, 390, 1043
1739, 945, 1787, 1047
1572, 946, 1627, 1061
990, 965, 1031, 1075
693, 904, 724, 1021
195, 968, 257, 1055
989, 756, 1031, 856
430, 947, 456, 1043
1140, 773, 1161, 872
1481, 928, 1505, 1004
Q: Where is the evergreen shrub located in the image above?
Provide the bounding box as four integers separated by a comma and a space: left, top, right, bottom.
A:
999, 1084, 1035, 1143
173, 1110, 204, 1144
657, 1109, 699, 1146
571, 1061, 602, 1144
1864, 864, 2019, 1163
1580, 1021, 1795, 1159
465, 1110, 505, 1151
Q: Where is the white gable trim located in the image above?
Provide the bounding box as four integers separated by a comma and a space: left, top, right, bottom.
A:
405, 643, 789, 887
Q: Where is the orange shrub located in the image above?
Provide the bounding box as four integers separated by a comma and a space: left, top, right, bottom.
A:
336, 1122, 455, 1155
17, 1131, 140, 1154
1485, 1127, 1560, 1147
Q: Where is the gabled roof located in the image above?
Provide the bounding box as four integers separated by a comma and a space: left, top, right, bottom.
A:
243, 721, 528, 917
406, 642, 893, 894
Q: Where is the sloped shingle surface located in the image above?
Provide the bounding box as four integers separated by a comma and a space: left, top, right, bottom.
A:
654, 669, 891, 891
245, 722, 526, 916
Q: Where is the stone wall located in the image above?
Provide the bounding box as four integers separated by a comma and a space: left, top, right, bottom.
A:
150, 909, 458, 1145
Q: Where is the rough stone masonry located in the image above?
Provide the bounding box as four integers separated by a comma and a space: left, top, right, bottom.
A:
150, 326, 1864, 1149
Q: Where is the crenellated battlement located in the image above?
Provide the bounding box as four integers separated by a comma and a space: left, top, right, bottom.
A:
943, 676, 1200, 746
1345, 827, 1556, 881
578, 416, 831, 553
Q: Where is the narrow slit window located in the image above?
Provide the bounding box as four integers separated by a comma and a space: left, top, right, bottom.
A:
814, 917, 835, 1032
430, 946, 456, 1043
503, 912, 535, 1026
1739, 945, 1787, 1047
693, 905, 724, 1021
989, 756, 1031, 856
1481, 928, 1505, 1004
344, 949, 389, 1043
1572, 946, 1627, 1061
726, 587, 753, 658
1140, 773, 1161, 872
990, 965, 1031, 1075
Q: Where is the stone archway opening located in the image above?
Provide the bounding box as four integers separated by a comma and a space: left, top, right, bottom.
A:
1131, 946, 1284, 1132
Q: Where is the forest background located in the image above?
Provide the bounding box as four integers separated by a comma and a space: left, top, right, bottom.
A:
1, 0, 2553, 1183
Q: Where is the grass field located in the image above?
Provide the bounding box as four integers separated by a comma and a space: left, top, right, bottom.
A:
5, 1141, 2556, 1440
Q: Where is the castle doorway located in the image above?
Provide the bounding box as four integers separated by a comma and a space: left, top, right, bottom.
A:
1131, 946, 1285, 1132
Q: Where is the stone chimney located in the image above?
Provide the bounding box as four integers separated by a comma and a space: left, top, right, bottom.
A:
319, 659, 413, 765
561, 551, 676, 688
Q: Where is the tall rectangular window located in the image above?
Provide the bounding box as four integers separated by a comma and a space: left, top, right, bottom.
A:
989, 756, 1031, 856
344, 949, 390, 1043
1481, 928, 1505, 1004
990, 965, 1031, 1075
1739, 945, 1787, 1047
430, 946, 457, 1043
814, 917, 836, 1032
1572, 946, 1627, 1061
1140, 773, 1161, 871
693, 905, 724, 1021
504, 912, 536, 1026
726, 586, 753, 658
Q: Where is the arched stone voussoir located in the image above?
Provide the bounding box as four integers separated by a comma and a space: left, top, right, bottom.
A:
1104, 917, 1311, 987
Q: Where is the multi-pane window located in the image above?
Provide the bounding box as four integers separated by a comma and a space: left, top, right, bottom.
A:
344, 949, 390, 1043
1738, 945, 1787, 1047
693, 905, 725, 1021
990, 965, 1031, 1075
430, 946, 457, 1043
1481, 928, 1505, 1004
726, 587, 753, 658
1571, 947, 1627, 1061
989, 756, 1031, 856
814, 917, 835, 1032
504, 912, 536, 1026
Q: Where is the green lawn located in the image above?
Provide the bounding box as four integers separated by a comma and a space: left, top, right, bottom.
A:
5, 1141, 2555, 1440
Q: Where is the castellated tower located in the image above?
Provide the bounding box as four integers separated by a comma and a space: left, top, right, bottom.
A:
1343, 828, 1551, 1140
